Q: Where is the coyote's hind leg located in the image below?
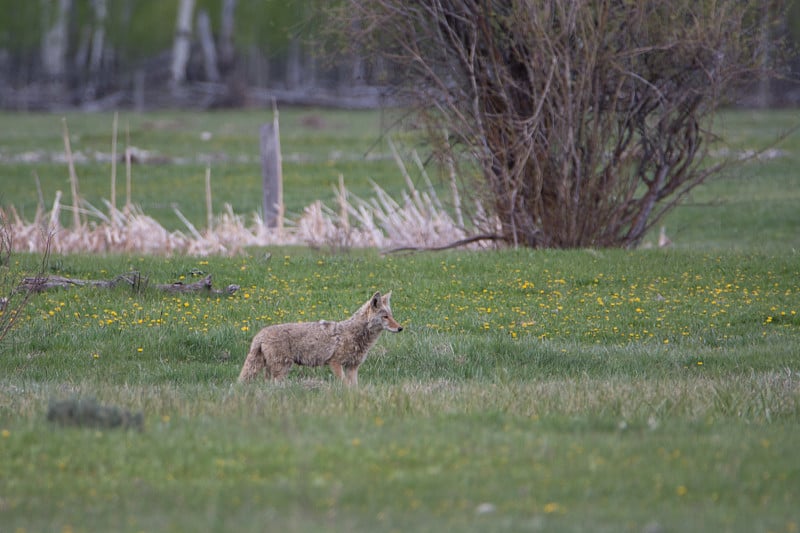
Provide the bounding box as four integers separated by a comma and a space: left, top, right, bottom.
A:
238, 346, 266, 382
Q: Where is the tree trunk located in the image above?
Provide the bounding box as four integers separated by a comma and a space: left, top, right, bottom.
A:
286, 35, 301, 89
89, 0, 107, 74
41, 0, 72, 79
74, 26, 91, 72
349, 20, 364, 85
756, 3, 772, 108
196, 10, 220, 82
171, 0, 196, 86
219, 0, 237, 71
133, 69, 145, 111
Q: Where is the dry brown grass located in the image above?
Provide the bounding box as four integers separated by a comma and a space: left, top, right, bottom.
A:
1, 177, 493, 256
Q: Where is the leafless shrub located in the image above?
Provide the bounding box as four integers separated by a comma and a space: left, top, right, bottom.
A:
329, 0, 787, 248
0, 213, 52, 346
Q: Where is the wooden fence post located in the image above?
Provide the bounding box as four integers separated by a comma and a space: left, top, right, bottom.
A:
259, 105, 283, 229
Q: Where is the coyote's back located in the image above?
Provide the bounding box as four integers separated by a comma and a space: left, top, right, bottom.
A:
238, 291, 402, 386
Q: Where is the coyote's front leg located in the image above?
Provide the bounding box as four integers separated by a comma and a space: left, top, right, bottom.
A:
329, 361, 345, 383
344, 366, 359, 387
328, 361, 358, 386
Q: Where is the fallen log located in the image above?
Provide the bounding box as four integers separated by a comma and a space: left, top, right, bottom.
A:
156, 273, 239, 295
17, 271, 238, 295
19, 273, 136, 291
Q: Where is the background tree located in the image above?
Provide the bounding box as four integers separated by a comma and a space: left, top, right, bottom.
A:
331, 0, 788, 248
40, 0, 71, 80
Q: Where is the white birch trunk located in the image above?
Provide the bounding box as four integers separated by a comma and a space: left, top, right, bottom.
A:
41, 0, 72, 78
196, 9, 220, 82
89, 0, 107, 74
74, 26, 90, 72
219, 0, 237, 70
286, 35, 301, 89
171, 0, 196, 86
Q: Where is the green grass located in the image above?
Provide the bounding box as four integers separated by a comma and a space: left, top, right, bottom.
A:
0, 108, 412, 228
1, 248, 798, 532
0, 109, 799, 532
660, 110, 800, 252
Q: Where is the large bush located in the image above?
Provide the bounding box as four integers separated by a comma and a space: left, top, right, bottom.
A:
332, 0, 784, 247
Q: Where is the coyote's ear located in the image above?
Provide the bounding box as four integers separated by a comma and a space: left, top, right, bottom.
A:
370, 291, 382, 309
382, 291, 392, 303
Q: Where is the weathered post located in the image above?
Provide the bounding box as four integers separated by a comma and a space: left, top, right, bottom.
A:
259, 104, 283, 229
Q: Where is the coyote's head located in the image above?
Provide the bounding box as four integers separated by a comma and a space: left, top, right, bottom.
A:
365, 291, 403, 333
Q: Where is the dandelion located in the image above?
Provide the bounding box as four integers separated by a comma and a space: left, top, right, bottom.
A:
543, 502, 562, 513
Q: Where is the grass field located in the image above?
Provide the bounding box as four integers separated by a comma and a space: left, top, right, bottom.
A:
0, 109, 799, 532
0, 108, 411, 230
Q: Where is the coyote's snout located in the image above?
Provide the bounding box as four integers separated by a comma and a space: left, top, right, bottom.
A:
238, 291, 402, 386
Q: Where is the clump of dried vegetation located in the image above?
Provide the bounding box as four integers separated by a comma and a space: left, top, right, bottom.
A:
0, 176, 494, 257
0, 212, 51, 345
1, 118, 495, 256
47, 397, 144, 431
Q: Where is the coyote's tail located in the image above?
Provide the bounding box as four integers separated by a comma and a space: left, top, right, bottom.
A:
238, 344, 265, 382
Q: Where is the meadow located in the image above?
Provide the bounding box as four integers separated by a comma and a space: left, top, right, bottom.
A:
0, 108, 799, 532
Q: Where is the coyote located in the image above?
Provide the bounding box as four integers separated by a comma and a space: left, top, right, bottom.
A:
238, 291, 402, 386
